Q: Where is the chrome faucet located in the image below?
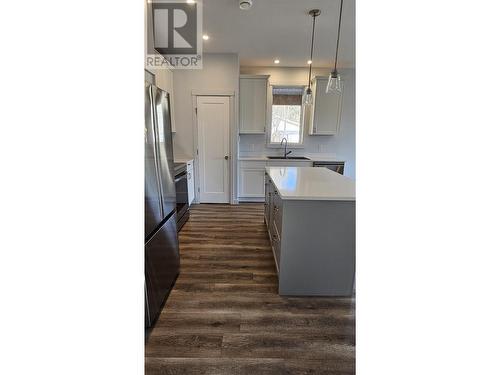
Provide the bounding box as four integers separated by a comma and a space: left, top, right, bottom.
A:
280, 137, 292, 158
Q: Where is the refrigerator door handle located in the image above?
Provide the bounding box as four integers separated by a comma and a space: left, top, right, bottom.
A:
150, 86, 165, 219
152, 88, 177, 218
145, 282, 151, 327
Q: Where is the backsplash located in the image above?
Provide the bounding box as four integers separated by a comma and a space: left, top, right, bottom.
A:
238, 133, 339, 159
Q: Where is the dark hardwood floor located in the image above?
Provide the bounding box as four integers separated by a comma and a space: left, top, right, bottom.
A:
145, 204, 355, 374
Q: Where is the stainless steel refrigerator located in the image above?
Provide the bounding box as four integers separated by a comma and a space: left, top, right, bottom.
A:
145, 81, 179, 328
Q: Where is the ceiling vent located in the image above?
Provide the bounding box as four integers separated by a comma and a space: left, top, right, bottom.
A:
239, 0, 253, 10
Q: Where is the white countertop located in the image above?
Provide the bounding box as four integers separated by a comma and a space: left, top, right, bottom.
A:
239, 155, 345, 162
174, 155, 194, 163
266, 167, 355, 201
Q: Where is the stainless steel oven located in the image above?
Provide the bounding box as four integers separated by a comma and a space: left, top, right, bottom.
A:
174, 162, 190, 231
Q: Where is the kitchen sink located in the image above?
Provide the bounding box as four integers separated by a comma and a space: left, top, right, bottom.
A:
267, 156, 310, 160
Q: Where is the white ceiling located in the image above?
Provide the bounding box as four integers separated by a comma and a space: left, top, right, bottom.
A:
202, 0, 355, 68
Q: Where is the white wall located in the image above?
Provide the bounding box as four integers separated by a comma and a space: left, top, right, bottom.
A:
172, 53, 240, 203
172, 53, 239, 157
239, 66, 356, 178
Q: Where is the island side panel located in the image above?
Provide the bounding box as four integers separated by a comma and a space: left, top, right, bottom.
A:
279, 199, 355, 296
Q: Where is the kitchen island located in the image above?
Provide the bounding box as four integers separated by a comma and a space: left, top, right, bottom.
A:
264, 167, 355, 296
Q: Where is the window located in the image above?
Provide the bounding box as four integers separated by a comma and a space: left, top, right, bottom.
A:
269, 86, 305, 145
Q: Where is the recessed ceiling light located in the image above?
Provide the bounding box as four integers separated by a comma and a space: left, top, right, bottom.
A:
202, 34, 210, 40
239, 0, 253, 10
307, 60, 313, 65
274, 59, 280, 64
186, 0, 195, 4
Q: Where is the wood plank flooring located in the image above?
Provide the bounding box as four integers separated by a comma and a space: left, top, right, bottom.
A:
145, 204, 355, 374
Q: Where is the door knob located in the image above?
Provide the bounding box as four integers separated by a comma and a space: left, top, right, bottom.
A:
224, 155, 229, 160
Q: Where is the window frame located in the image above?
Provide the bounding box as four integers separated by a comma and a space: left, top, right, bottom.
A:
266, 85, 306, 149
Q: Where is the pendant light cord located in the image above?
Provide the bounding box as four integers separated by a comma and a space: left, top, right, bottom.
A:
333, 0, 344, 72
308, 13, 318, 89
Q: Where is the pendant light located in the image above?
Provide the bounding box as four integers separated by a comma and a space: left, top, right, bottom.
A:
326, 0, 344, 94
304, 9, 321, 106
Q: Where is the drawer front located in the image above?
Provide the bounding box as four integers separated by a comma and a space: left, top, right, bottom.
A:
269, 181, 276, 229
264, 173, 271, 225
272, 189, 283, 236
270, 220, 281, 271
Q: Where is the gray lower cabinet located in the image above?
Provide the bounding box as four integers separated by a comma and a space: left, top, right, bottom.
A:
270, 222, 281, 269
272, 192, 283, 234
265, 173, 280, 272
264, 171, 355, 297
264, 174, 271, 224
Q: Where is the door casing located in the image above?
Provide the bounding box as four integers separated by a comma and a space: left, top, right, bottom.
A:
192, 92, 235, 204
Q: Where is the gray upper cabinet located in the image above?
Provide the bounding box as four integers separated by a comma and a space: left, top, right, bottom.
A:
239, 75, 269, 134
309, 76, 343, 135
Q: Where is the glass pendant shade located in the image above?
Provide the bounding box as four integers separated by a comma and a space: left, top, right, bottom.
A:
305, 10, 320, 107
326, 70, 342, 94
327, 0, 344, 95
304, 87, 313, 105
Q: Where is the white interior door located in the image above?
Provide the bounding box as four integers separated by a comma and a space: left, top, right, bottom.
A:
197, 96, 230, 203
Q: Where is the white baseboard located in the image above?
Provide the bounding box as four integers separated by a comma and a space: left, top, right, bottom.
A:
238, 197, 265, 203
